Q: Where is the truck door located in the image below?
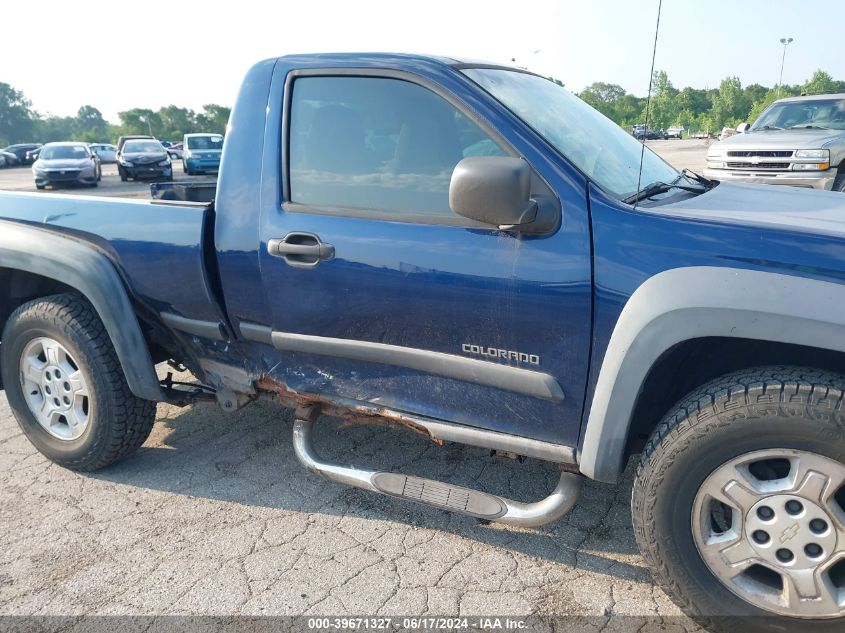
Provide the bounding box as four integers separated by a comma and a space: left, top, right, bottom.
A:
252, 70, 592, 447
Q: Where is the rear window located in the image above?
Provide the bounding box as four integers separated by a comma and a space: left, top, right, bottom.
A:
186, 135, 223, 150
124, 141, 164, 153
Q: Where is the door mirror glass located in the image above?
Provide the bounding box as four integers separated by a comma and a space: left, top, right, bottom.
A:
449, 156, 537, 229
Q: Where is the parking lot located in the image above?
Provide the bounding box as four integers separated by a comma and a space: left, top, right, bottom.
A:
0, 141, 708, 628
0, 161, 217, 199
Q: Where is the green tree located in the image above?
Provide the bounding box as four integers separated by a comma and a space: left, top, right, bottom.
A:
195, 104, 231, 134
34, 116, 76, 142
647, 70, 679, 130
0, 82, 35, 145
802, 69, 843, 95
75, 105, 108, 142
117, 108, 160, 137
709, 76, 751, 131
579, 82, 627, 119
157, 105, 197, 141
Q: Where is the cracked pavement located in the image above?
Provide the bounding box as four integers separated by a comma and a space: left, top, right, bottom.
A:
0, 382, 704, 630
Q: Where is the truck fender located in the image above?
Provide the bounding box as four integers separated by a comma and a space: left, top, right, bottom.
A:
579, 266, 845, 482
0, 221, 164, 401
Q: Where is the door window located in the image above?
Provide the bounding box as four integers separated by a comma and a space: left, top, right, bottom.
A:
288, 76, 506, 218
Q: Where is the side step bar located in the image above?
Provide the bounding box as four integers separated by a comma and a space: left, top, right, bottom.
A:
292, 417, 582, 527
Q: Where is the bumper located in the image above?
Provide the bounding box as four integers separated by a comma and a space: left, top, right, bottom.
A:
185, 158, 220, 172
703, 168, 836, 190
123, 165, 173, 179
34, 171, 97, 186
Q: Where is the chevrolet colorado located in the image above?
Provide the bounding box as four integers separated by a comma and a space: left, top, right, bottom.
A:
1, 54, 845, 632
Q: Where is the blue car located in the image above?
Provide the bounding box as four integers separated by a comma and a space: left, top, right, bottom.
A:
182, 133, 222, 175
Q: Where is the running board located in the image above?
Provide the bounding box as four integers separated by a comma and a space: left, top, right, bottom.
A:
292, 417, 582, 527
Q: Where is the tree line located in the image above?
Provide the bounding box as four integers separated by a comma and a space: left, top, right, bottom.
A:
2, 68, 844, 146
579, 69, 845, 135
0, 82, 230, 146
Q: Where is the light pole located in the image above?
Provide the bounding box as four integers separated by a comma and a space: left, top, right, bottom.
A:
778, 37, 793, 95
140, 115, 153, 137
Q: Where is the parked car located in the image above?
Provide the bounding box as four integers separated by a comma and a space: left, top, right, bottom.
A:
2, 143, 42, 165
88, 143, 117, 164
182, 133, 223, 174
705, 92, 845, 191
631, 124, 663, 140
116, 135, 155, 154
31, 142, 101, 189
3, 54, 845, 633
0, 150, 19, 168
116, 139, 172, 182
666, 126, 684, 139
167, 142, 183, 160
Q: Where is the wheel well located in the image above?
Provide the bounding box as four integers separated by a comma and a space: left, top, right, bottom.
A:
625, 337, 845, 458
0, 268, 76, 341
0, 267, 172, 366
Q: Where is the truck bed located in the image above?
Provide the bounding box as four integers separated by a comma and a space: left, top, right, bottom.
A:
0, 190, 223, 325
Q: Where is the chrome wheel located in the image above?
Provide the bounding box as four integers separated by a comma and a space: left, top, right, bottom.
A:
19, 337, 91, 441
692, 449, 845, 618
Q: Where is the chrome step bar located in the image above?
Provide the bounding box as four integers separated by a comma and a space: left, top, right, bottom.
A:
292, 417, 582, 527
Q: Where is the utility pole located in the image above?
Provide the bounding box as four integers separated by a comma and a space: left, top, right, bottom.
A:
778, 37, 793, 96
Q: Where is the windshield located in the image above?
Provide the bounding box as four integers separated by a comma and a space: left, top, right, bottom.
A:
186, 135, 223, 150
752, 98, 845, 130
124, 140, 164, 153
462, 68, 678, 199
40, 145, 89, 160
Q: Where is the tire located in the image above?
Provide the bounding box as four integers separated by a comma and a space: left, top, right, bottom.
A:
832, 171, 845, 192
35, 184, 45, 190
118, 167, 127, 182
0, 293, 156, 471
633, 366, 845, 633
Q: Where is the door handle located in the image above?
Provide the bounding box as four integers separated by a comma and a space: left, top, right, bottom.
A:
268, 232, 335, 268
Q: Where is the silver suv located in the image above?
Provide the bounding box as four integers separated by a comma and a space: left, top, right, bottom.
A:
704, 93, 845, 191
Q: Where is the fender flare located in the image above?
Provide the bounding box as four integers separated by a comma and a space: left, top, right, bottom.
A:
579, 266, 845, 482
0, 221, 163, 401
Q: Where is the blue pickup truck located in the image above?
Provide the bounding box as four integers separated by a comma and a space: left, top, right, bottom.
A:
1, 54, 844, 632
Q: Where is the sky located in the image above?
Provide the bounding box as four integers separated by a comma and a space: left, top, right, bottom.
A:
4, 0, 844, 122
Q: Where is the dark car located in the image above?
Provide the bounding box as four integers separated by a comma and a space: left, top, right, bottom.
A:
116, 139, 172, 181
116, 135, 155, 153
0, 150, 19, 168
32, 142, 101, 189
2, 143, 42, 165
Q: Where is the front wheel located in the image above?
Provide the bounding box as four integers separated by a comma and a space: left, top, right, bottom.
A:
633, 367, 845, 633
0, 293, 156, 471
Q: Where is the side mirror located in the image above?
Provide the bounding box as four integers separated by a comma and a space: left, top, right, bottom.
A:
449, 157, 537, 230
736, 122, 751, 133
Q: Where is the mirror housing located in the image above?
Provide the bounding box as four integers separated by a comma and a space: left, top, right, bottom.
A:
736, 122, 751, 133
449, 156, 539, 231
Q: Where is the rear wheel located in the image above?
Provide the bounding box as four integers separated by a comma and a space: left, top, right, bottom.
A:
633, 366, 845, 633
0, 293, 156, 471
